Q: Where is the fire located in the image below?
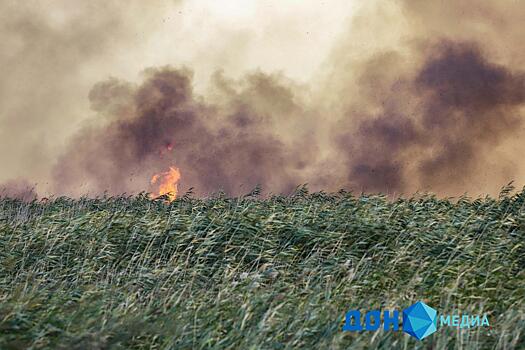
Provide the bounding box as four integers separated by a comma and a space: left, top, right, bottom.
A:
149, 166, 181, 201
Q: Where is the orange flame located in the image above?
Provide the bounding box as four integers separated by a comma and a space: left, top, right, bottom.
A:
149, 166, 181, 201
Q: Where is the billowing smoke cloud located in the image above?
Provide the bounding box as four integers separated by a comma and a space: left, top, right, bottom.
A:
320, 0, 525, 196
333, 40, 525, 195
3, 0, 525, 198
0, 0, 180, 191
53, 67, 312, 196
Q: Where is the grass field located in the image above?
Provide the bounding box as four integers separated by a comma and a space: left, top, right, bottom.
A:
0, 186, 524, 349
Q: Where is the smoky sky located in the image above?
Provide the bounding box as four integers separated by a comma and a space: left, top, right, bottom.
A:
2, 0, 525, 199
334, 40, 525, 195
51, 67, 311, 197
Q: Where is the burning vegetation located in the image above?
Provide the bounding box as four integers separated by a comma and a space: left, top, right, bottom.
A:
150, 166, 181, 201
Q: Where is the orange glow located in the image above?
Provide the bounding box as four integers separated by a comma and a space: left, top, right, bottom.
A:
149, 166, 181, 201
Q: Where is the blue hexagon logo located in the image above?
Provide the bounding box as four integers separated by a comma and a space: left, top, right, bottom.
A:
402, 301, 437, 340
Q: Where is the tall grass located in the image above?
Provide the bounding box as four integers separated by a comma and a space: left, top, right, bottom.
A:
0, 187, 524, 349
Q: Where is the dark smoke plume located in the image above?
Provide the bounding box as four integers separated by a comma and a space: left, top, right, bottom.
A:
3, 0, 525, 198
333, 40, 525, 195
53, 67, 310, 196
53, 38, 525, 197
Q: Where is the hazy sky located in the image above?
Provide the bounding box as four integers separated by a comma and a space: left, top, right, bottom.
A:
0, 0, 357, 186
2, 0, 524, 198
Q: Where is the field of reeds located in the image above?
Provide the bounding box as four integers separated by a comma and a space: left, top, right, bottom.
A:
0, 186, 524, 349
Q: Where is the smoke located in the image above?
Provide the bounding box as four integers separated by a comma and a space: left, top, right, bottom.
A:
0, 179, 37, 201
332, 40, 525, 195
0, 0, 180, 188
321, 0, 525, 196
52, 67, 311, 196
2, 0, 525, 198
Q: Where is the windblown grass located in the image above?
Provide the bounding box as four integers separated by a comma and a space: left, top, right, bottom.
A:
0, 186, 524, 349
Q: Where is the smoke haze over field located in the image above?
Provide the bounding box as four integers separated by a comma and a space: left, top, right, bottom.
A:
1, 0, 525, 198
